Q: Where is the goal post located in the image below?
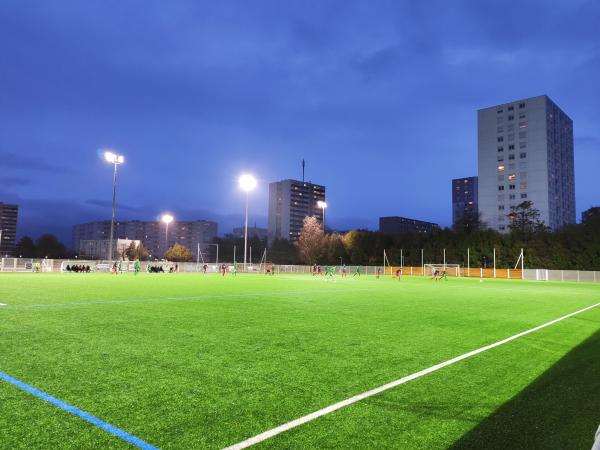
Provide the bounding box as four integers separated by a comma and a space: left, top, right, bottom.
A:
424, 264, 461, 277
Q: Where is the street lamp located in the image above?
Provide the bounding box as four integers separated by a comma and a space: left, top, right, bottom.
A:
238, 173, 257, 266
103, 150, 125, 261
161, 214, 174, 255
317, 200, 327, 232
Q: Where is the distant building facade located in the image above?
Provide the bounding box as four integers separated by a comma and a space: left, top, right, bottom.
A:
452, 176, 479, 228
478, 95, 575, 232
232, 226, 268, 241
582, 207, 600, 223
79, 239, 140, 260
0, 202, 19, 256
73, 219, 217, 259
379, 216, 439, 235
268, 179, 325, 244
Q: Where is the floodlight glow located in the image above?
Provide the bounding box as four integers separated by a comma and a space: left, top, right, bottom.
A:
238, 174, 257, 192
104, 150, 124, 164
317, 200, 327, 209
161, 214, 174, 224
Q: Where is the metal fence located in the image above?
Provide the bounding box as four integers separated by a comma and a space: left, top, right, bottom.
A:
1, 258, 599, 283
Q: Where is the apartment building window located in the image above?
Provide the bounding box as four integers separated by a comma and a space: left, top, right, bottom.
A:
498, 175, 504, 181
498, 146, 504, 152
510, 194, 516, 200
519, 162, 528, 169
508, 144, 515, 150
498, 195, 505, 201
520, 182, 528, 189
519, 131, 527, 138
498, 205, 505, 211
507, 124, 515, 131
519, 103, 526, 109
497, 126, 504, 133
508, 134, 515, 141
520, 142, 527, 148
508, 174, 517, 181
508, 105, 514, 111
497, 155, 504, 162
520, 172, 527, 179
508, 154, 515, 160
498, 185, 505, 191
499, 225, 506, 231
508, 114, 514, 121
497, 108, 503, 114
519, 122, 528, 129
520, 152, 527, 159
497, 164, 505, 172
497, 117, 503, 123
521, 193, 528, 199
509, 184, 516, 190
519, 113, 526, 119
497, 136, 504, 142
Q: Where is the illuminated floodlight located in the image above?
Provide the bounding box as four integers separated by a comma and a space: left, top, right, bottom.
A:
317, 200, 327, 209
238, 174, 257, 192
161, 214, 174, 224
104, 151, 124, 164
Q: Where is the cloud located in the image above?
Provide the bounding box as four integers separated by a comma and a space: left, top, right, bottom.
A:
0, 152, 71, 173
0, 176, 31, 188
85, 199, 142, 212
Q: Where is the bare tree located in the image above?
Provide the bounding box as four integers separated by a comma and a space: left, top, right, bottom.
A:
296, 216, 324, 264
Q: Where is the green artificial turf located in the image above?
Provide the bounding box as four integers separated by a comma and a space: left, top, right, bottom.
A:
0, 273, 598, 449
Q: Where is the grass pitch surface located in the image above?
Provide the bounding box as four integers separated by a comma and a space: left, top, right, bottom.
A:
0, 273, 599, 449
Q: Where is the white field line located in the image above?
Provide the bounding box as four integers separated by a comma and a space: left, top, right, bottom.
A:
0, 288, 377, 310
0, 303, 6, 307
223, 301, 600, 450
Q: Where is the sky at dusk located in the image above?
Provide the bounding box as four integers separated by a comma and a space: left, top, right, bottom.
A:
1, 0, 599, 245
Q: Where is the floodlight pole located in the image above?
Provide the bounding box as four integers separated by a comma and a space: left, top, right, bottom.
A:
467, 247, 470, 277
493, 247, 497, 278
243, 190, 249, 266
108, 161, 118, 261
421, 248, 424, 276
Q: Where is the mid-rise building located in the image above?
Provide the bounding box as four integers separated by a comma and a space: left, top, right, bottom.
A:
478, 95, 575, 232
73, 219, 217, 259
79, 239, 140, 260
452, 176, 479, 229
582, 206, 600, 223
232, 226, 268, 241
379, 216, 438, 235
268, 179, 325, 244
0, 202, 19, 256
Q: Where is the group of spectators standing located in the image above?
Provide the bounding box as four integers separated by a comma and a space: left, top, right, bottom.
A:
65, 264, 91, 273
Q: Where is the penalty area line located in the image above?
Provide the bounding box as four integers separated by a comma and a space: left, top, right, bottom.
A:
223, 301, 600, 450
0, 371, 158, 450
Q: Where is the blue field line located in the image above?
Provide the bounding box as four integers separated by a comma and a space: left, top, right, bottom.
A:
0, 371, 158, 449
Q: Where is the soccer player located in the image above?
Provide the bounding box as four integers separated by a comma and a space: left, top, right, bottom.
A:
353, 265, 360, 277
134, 260, 140, 275
439, 270, 448, 281
233, 262, 238, 276
221, 263, 226, 276
341, 265, 347, 277
328, 266, 335, 277
317, 265, 322, 275
202, 264, 208, 274
312, 264, 317, 276
395, 268, 402, 280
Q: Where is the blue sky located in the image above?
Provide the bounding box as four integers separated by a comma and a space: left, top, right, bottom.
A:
1, 0, 599, 244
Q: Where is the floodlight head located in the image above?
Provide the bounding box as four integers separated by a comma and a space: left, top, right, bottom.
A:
104, 150, 124, 164
239, 174, 257, 192
317, 200, 327, 209
161, 214, 174, 224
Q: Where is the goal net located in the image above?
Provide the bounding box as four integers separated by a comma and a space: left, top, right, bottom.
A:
424, 264, 461, 277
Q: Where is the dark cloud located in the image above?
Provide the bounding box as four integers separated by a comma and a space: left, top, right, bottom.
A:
0, 152, 71, 173
84, 199, 142, 212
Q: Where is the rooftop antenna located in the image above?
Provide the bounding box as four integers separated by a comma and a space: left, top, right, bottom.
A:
302, 159, 305, 182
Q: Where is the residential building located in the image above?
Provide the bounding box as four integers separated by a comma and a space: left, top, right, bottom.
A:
478, 95, 575, 232
0, 202, 19, 256
73, 219, 217, 259
79, 239, 140, 260
582, 206, 600, 223
268, 179, 325, 244
232, 226, 268, 241
379, 216, 438, 235
452, 176, 479, 228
